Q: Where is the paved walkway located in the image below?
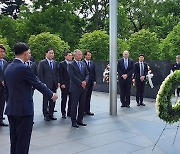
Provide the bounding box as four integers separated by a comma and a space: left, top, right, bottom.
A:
0, 91, 180, 154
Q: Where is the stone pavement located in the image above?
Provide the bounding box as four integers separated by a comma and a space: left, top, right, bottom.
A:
0, 90, 180, 154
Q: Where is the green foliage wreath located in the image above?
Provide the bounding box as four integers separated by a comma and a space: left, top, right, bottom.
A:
156, 70, 180, 124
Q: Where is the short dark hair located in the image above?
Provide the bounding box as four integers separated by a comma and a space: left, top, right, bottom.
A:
139, 54, 144, 57
45, 48, 53, 53
0, 44, 5, 51
13, 42, 29, 55
64, 51, 71, 56
84, 51, 91, 56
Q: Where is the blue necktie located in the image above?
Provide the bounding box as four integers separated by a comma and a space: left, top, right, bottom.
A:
124, 59, 128, 69
0, 60, 3, 71
77, 61, 82, 73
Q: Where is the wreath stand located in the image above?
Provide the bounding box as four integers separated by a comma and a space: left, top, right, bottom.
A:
153, 96, 180, 151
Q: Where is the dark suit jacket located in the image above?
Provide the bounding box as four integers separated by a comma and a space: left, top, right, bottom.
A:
59, 61, 70, 88
38, 59, 59, 89
67, 60, 89, 92
82, 60, 96, 87
0, 59, 8, 83
172, 62, 180, 72
117, 58, 134, 82
4, 59, 53, 116
134, 62, 148, 81
29, 61, 37, 76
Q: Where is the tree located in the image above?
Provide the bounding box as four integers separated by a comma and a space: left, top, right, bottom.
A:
78, 30, 128, 61
28, 32, 70, 61
128, 29, 160, 60
160, 22, 180, 61
0, 16, 17, 47
0, 0, 26, 19
22, 2, 83, 49
0, 35, 13, 60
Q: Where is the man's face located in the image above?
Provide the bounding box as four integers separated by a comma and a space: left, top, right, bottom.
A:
74, 50, 82, 61
139, 56, 144, 62
0, 48, 5, 59
85, 52, 92, 60
176, 57, 180, 63
65, 53, 73, 61
123, 51, 129, 59
24, 50, 31, 62
46, 50, 54, 60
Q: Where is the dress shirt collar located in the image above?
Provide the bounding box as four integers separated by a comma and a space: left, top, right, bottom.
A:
65, 59, 69, 64
15, 58, 24, 63
46, 58, 53, 63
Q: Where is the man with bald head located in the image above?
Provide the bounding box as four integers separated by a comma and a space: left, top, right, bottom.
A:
117, 50, 134, 108
67, 49, 89, 128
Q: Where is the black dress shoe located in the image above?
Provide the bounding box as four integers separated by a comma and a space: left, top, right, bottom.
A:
72, 124, 79, 128
44, 117, 50, 121
62, 115, 66, 119
137, 103, 140, 106
0, 121, 8, 126
77, 122, 87, 126
140, 103, 146, 106
49, 116, 57, 120
86, 112, 94, 116
3, 117, 5, 120
126, 105, 130, 108
121, 105, 126, 107
54, 110, 57, 112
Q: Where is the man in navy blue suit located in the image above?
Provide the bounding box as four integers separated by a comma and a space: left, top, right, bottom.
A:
4, 42, 58, 154
68, 49, 89, 128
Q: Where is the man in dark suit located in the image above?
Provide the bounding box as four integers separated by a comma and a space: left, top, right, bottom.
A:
134, 54, 148, 106
68, 49, 89, 128
59, 51, 73, 119
38, 48, 60, 121
172, 55, 180, 96
0, 45, 8, 126
117, 50, 134, 108
4, 42, 58, 154
83, 51, 96, 116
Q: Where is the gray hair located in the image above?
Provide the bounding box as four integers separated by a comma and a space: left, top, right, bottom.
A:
176, 55, 180, 58
73, 49, 82, 56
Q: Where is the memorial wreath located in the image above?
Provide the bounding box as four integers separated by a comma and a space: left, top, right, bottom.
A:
156, 70, 180, 124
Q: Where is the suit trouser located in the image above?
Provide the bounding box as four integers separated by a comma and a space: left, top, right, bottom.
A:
119, 80, 132, 106
61, 88, 71, 116
135, 79, 145, 104
71, 89, 86, 124
43, 84, 56, 117
8, 115, 33, 154
0, 85, 5, 121
85, 86, 93, 113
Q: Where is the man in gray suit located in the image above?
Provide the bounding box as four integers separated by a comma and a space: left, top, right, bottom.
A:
38, 48, 60, 121
68, 49, 89, 128
0, 45, 8, 126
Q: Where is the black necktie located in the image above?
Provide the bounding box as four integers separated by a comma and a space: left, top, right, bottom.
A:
50, 61, 53, 69
140, 62, 144, 76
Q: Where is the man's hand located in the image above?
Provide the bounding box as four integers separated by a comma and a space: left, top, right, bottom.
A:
122, 74, 128, 80
140, 76, 145, 81
52, 93, 58, 102
81, 81, 86, 89
93, 82, 96, 87
61, 84, 66, 89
